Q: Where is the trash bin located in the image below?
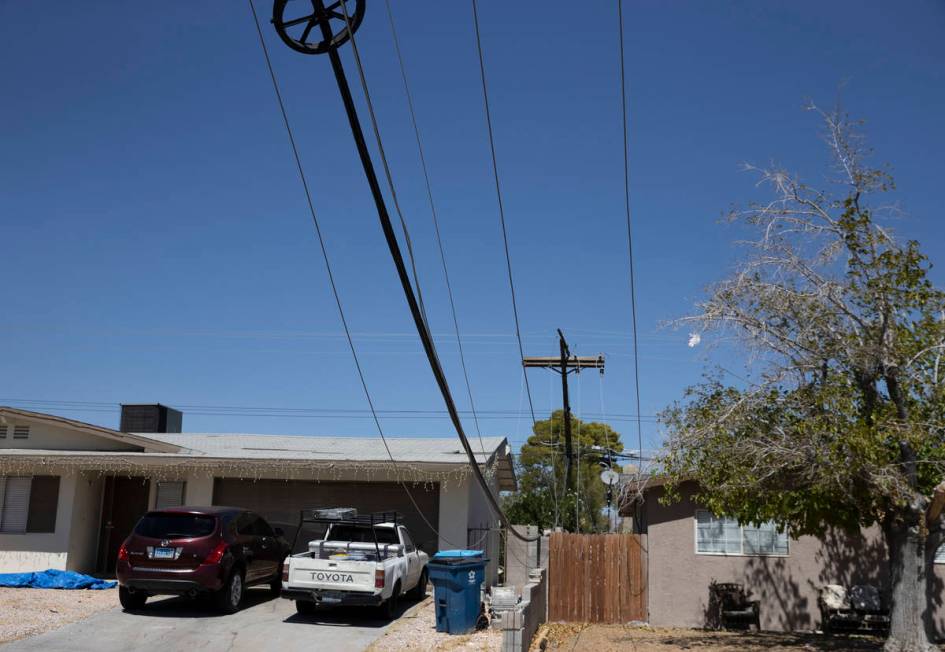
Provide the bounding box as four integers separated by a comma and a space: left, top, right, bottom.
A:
427, 550, 486, 635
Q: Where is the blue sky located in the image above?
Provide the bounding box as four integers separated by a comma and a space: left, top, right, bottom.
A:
1, 1, 943, 456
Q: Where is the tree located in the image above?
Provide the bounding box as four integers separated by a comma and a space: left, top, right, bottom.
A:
659, 106, 945, 652
504, 410, 623, 533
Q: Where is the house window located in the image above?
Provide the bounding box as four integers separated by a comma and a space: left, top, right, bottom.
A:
0, 425, 7, 439
155, 481, 186, 510
0, 476, 60, 534
13, 425, 29, 440
695, 509, 788, 556
935, 544, 945, 564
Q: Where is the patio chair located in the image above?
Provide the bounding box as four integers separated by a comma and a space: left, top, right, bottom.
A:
708, 581, 761, 631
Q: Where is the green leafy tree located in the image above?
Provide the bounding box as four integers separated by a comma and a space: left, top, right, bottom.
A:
505, 409, 623, 532
659, 106, 945, 651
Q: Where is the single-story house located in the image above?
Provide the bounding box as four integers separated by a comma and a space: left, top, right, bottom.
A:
622, 478, 945, 633
0, 404, 514, 584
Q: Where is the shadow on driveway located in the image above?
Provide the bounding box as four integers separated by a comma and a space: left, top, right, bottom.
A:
283, 595, 426, 628
125, 587, 278, 619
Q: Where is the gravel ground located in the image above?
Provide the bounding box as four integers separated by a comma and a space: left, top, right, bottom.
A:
0, 587, 118, 644
368, 597, 501, 652
535, 623, 933, 651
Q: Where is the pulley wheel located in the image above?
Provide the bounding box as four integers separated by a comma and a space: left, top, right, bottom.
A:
272, 0, 365, 55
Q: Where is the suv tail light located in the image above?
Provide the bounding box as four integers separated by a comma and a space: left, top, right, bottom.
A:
117, 543, 129, 563
374, 569, 385, 589
203, 541, 228, 565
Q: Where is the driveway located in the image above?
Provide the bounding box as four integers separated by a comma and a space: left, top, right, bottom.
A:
3, 588, 406, 652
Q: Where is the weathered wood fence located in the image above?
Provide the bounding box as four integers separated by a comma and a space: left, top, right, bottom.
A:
548, 532, 646, 623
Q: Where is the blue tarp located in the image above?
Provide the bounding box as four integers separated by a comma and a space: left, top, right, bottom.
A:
0, 569, 116, 590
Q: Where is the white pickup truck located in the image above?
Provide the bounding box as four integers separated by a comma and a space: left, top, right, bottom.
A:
281, 510, 429, 618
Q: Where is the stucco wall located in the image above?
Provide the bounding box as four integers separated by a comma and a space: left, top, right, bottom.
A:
66, 472, 104, 571
645, 482, 945, 632
0, 472, 76, 573
0, 421, 139, 452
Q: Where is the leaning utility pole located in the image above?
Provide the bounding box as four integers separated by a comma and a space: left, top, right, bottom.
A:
523, 330, 604, 498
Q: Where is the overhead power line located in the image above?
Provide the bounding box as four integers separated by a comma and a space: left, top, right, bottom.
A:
384, 0, 486, 454
470, 0, 538, 430
617, 0, 645, 469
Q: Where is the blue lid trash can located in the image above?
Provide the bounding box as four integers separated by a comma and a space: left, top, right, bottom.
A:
427, 550, 487, 635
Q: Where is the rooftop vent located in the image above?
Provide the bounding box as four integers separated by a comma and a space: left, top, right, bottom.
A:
120, 404, 182, 434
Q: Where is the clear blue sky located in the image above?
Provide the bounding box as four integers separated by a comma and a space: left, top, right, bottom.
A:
2, 1, 943, 456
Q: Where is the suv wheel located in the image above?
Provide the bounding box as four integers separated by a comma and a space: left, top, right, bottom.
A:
216, 569, 244, 614
119, 586, 147, 611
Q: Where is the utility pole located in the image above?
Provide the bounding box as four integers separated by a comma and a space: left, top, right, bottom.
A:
523, 330, 604, 504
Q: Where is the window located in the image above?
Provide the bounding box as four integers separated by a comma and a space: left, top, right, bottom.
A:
695, 510, 788, 556
155, 481, 186, 510
0, 425, 7, 439
12, 426, 29, 440
135, 513, 217, 539
935, 544, 945, 564
0, 476, 59, 533
400, 527, 415, 552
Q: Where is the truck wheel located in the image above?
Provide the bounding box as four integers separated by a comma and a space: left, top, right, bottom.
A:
411, 569, 428, 601
216, 569, 244, 614
295, 600, 315, 616
119, 586, 147, 611
381, 582, 401, 620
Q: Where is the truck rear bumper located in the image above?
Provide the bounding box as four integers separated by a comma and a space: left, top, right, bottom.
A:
282, 588, 383, 606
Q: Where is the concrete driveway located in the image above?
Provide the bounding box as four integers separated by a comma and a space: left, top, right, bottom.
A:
3, 588, 408, 652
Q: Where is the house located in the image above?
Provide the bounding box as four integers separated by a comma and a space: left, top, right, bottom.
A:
623, 478, 945, 633
0, 404, 514, 584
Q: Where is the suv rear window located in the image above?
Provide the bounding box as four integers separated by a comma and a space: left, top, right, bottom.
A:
135, 513, 217, 539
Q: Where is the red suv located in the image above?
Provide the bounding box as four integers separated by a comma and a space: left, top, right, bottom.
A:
116, 506, 290, 613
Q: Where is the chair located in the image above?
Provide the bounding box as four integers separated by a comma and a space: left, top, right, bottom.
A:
708, 581, 761, 630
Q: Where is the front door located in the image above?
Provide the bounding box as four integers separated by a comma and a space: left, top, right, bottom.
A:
98, 476, 151, 574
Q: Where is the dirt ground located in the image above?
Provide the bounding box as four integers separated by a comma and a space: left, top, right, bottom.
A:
0, 587, 118, 644
534, 623, 918, 651
368, 597, 501, 652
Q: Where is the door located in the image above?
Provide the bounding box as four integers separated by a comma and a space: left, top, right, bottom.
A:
251, 514, 280, 579
98, 476, 151, 574
400, 526, 422, 589
234, 512, 265, 582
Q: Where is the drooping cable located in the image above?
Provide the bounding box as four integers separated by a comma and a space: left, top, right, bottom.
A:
248, 0, 482, 549
383, 0, 486, 454
617, 0, 644, 469
470, 0, 539, 430
336, 1, 537, 543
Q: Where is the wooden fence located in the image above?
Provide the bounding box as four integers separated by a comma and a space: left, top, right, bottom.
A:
548, 532, 646, 623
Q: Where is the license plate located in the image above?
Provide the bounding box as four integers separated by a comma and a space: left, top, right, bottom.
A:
153, 547, 175, 559
320, 591, 343, 603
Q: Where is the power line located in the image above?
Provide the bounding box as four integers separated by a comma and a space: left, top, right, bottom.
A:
329, 1, 536, 543
470, 0, 538, 430
617, 0, 645, 470
384, 0, 485, 454
247, 0, 467, 549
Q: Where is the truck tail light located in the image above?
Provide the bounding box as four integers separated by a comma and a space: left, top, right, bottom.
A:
117, 543, 129, 563
282, 565, 289, 582
375, 569, 385, 589
203, 541, 228, 565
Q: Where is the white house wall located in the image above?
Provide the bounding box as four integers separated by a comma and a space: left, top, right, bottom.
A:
0, 471, 77, 573
0, 421, 140, 452
66, 472, 104, 572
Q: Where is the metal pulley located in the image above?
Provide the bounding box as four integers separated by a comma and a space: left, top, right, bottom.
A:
272, 0, 365, 55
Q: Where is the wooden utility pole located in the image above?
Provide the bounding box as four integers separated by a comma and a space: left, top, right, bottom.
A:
523, 330, 604, 498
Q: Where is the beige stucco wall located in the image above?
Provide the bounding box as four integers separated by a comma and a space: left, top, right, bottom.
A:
67, 472, 104, 571
0, 471, 77, 573
645, 482, 945, 632
0, 421, 139, 452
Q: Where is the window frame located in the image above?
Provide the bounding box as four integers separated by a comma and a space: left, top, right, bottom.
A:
693, 509, 790, 557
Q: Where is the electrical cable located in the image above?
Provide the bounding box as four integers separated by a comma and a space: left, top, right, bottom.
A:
617, 0, 644, 470
383, 0, 486, 454
335, 1, 537, 543
470, 0, 539, 430
248, 0, 481, 550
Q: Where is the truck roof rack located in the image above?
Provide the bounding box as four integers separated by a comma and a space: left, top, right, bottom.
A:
291, 509, 406, 555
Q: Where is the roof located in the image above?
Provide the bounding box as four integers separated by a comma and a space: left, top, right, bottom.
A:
141, 432, 507, 465
0, 406, 182, 454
